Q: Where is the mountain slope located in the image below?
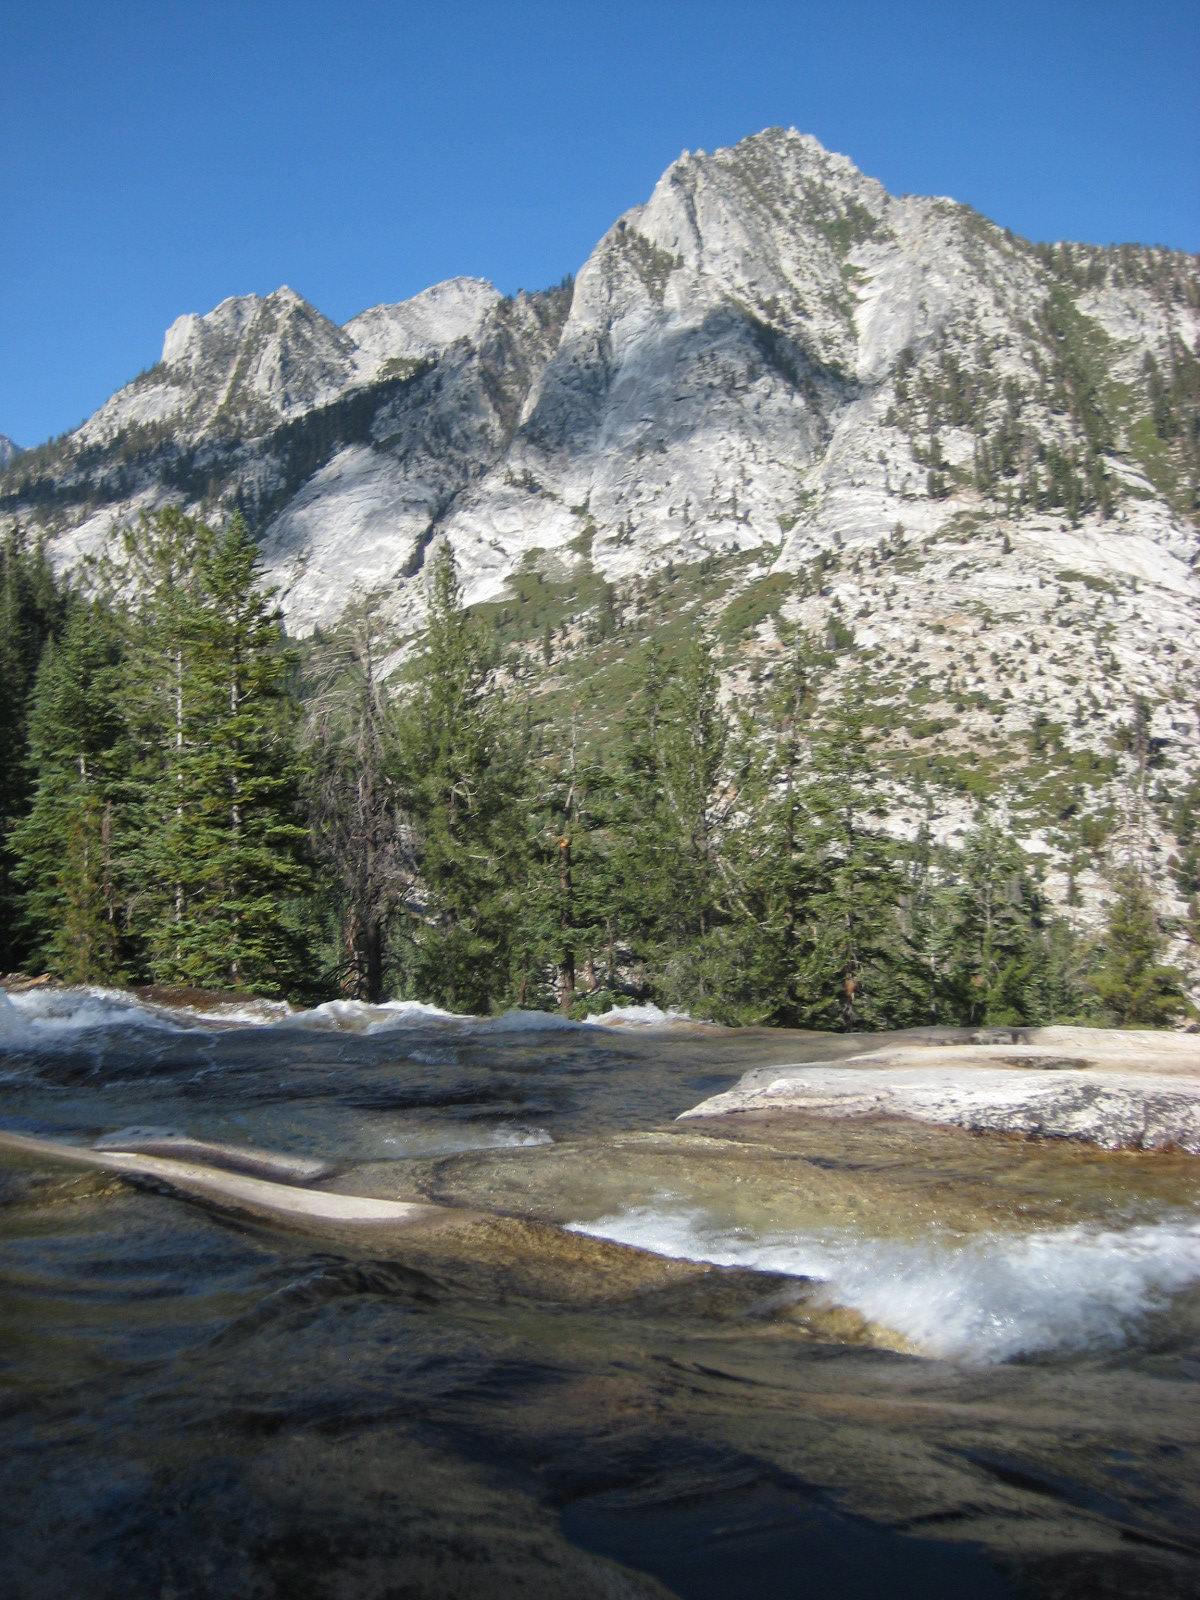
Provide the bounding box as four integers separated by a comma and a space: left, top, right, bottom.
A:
2, 128, 1198, 980
5, 129, 1196, 626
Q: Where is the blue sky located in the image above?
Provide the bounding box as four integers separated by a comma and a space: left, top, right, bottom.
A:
2, 0, 1197, 450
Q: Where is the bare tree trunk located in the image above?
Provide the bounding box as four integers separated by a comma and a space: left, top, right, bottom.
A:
558, 713, 578, 1014
365, 918, 383, 1005
229, 669, 242, 984
558, 834, 574, 1013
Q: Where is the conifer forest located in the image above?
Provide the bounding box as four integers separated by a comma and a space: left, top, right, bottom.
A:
0, 513, 1187, 1029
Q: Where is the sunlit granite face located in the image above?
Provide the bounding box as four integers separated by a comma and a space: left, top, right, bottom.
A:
679, 1028, 1200, 1152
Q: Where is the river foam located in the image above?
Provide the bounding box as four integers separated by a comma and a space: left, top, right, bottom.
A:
275, 998, 460, 1032
585, 1003, 692, 1026
0, 983, 713, 1052
567, 1202, 1200, 1363
0, 985, 213, 1042
0, 987, 587, 1048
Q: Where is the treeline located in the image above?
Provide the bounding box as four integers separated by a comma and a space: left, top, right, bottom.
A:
0, 514, 1187, 1027
1, 513, 312, 993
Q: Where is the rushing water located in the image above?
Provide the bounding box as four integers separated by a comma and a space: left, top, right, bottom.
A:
1, 987, 1199, 1599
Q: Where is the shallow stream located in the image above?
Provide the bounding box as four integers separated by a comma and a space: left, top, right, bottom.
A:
1, 988, 1198, 1598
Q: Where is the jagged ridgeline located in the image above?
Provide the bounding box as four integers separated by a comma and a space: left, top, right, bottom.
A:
1, 128, 1197, 1013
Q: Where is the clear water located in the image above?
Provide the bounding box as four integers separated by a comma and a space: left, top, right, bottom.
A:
2, 989, 1198, 1598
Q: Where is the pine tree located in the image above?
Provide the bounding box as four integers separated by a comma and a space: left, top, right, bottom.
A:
11, 598, 123, 981
642, 633, 751, 1015
657, 633, 729, 950
396, 542, 527, 1013
1090, 866, 1185, 1026
113, 511, 314, 995
518, 710, 631, 1014
518, 708, 586, 1013
169, 515, 314, 993
108, 507, 215, 970
0, 523, 63, 970
794, 689, 908, 1029
606, 638, 670, 983
738, 629, 823, 1025
937, 819, 1045, 1025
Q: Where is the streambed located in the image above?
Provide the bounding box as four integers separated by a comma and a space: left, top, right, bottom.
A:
1, 987, 1198, 1597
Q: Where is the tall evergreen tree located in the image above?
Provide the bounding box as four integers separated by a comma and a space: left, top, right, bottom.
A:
938, 818, 1046, 1025
607, 639, 671, 988
516, 708, 584, 1012
794, 690, 908, 1029
738, 630, 823, 1025
171, 515, 314, 992
1091, 865, 1185, 1026
396, 542, 527, 1013
657, 634, 729, 950
631, 633, 749, 1016
113, 511, 314, 995
518, 710, 628, 1013
108, 507, 215, 969
11, 598, 123, 981
0, 523, 63, 969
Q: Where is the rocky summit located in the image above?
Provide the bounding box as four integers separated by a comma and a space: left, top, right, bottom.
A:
2, 128, 1198, 974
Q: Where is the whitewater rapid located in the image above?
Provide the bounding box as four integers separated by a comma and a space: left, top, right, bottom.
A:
567, 1201, 1200, 1364
0, 984, 685, 1045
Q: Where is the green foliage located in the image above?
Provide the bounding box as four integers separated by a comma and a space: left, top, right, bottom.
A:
791, 695, 911, 1029
394, 543, 529, 1013
2, 507, 1188, 1030
513, 721, 630, 1015
617, 229, 682, 306
934, 820, 1048, 1026
814, 198, 879, 255
824, 613, 855, 653
1090, 867, 1186, 1026
8, 510, 316, 996
1141, 339, 1200, 517
171, 518, 314, 992
734, 633, 823, 1025
656, 636, 729, 943
0, 523, 64, 968
10, 597, 123, 981
718, 573, 794, 642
